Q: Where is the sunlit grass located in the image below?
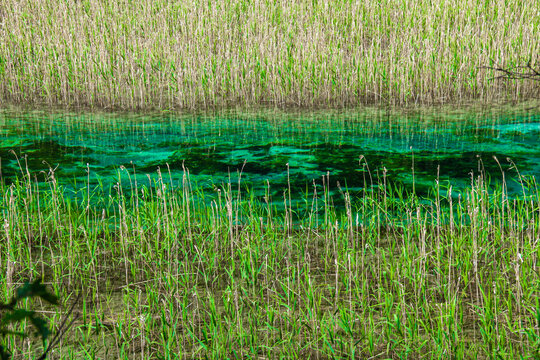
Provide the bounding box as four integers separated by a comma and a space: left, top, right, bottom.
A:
0, 0, 539, 109
1, 158, 539, 358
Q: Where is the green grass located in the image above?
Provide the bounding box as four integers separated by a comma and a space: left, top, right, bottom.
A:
1, 159, 539, 358
0, 0, 539, 110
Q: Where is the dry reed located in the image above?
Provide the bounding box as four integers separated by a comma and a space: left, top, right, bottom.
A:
0, 0, 539, 110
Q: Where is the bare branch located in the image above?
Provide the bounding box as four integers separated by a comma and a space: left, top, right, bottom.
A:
37, 294, 81, 360
481, 60, 540, 82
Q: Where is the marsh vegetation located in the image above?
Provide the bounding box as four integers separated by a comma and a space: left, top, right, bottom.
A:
1, 107, 540, 358
1, 0, 540, 357
1, 0, 539, 109
1, 154, 540, 358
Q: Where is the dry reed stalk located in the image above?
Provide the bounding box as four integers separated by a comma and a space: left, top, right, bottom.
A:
0, 0, 538, 109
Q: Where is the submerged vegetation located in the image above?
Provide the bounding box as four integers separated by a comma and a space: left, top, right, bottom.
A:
1, 159, 539, 358
0, 0, 539, 109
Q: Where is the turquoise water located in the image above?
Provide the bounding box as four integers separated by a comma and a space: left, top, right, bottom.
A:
1, 106, 539, 205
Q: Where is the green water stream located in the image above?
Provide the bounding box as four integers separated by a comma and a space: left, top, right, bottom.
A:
1, 105, 539, 206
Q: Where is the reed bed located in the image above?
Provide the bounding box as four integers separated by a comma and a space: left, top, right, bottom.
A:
0, 0, 539, 110
1, 159, 539, 358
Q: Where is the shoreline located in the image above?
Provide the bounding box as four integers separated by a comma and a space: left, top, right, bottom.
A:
1, 98, 539, 117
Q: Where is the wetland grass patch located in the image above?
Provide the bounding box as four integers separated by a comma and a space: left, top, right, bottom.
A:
0, 0, 539, 109
1, 161, 539, 358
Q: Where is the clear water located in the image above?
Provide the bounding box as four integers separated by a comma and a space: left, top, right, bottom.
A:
1, 105, 539, 205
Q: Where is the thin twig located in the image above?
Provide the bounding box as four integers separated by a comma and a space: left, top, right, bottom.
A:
37, 293, 81, 360
481, 60, 540, 81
